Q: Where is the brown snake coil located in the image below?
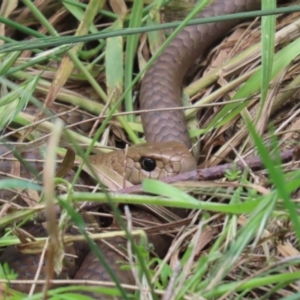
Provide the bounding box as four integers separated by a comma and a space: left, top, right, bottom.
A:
0, 0, 261, 299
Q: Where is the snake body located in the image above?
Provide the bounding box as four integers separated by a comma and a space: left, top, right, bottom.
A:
0, 0, 261, 298
140, 0, 261, 148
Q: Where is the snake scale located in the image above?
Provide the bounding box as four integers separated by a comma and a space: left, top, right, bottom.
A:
0, 0, 261, 299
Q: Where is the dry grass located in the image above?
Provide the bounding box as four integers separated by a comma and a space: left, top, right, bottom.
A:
0, 0, 300, 299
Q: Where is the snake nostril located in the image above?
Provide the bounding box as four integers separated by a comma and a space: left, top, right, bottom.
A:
140, 157, 156, 172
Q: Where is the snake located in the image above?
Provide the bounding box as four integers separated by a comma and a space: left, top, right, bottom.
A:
0, 0, 262, 298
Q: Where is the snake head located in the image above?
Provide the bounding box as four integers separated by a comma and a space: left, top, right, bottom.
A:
91, 141, 196, 185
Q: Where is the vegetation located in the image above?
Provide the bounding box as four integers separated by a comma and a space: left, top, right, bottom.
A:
0, 0, 300, 299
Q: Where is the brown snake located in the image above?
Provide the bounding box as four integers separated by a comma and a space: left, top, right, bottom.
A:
0, 0, 262, 298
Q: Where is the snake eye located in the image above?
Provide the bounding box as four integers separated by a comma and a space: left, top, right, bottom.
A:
140, 157, 156, 172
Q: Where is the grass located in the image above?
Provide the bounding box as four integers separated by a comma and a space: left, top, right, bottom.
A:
1, 0, 300, 299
